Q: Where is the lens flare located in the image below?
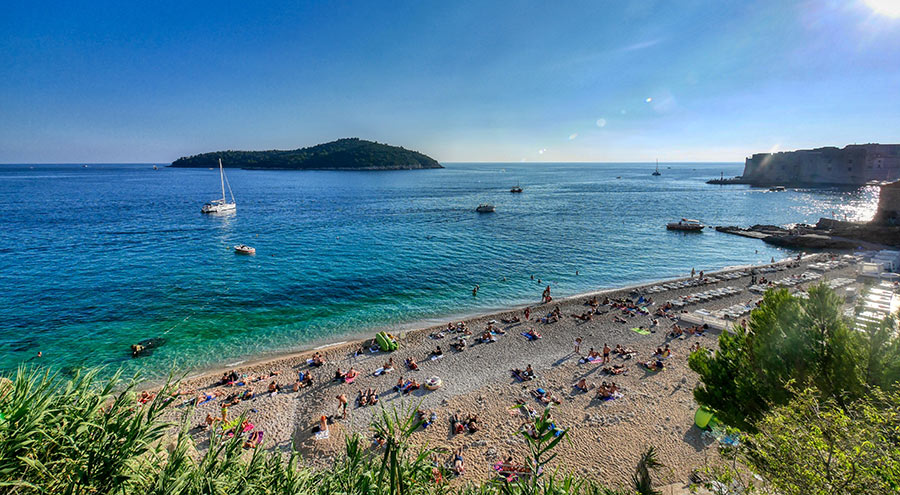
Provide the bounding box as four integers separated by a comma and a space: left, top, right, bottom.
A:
864, 0, 900, 18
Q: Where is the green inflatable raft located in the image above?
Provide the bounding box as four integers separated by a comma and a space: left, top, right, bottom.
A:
375, 332, 398, 352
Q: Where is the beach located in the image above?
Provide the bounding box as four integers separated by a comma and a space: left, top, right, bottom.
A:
158, 253, 861, 487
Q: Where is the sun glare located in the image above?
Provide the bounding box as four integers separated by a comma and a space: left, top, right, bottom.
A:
864, 0, 900, 18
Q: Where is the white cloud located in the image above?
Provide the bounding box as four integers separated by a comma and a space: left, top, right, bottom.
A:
596, 118, 607, 127
568, 133, 578, 140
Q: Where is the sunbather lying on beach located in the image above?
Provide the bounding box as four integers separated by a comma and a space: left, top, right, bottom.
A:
531, 389, 560, 405
406, 357, 419, 370
641, 359, 664, 371
602, 365, 628, 375
524, 329, 542, 340
480, 331, 496, 343
501, 316, 520, 324
453, 449, 465, 475
243, 429, 264, 449
511, 368, 533, 382
401, 379, 420, 394
614, 315, 627, 324
451, 339, 467, 351
344, 368, 359, 381
571, 311, 593, 321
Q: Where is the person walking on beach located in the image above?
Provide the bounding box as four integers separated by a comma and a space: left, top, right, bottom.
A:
337, 394, 348, 419
691, 268, 695, 278
524, 307, 530, 320
574, 337, 582, 355
541, 285, 552, 304
602, 343, 611, 364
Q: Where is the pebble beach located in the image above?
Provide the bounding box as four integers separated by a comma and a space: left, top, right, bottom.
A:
156, 254, 858, 488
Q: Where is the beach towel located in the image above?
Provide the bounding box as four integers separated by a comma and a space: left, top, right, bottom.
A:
314, 429, 330, 440
430, 354, 444, 361
198, 395, 215, 406
631, 327, 651, 335
345, 375, 356, 384
536, 388, 546, 395
521, 332, 540, 340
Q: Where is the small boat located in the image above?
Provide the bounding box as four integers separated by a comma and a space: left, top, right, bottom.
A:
652, 159, 661, 176
768, 186, 786, 192
476, 204, 495, 213
152, 165, 158, 170
510, 183, 523, 193
201, 159, 237, 214
234, 244, 256, 254
667, 218, 704, 231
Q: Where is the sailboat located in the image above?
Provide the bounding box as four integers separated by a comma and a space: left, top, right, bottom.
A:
201, 159, 237, 214
652, 159, 661, 176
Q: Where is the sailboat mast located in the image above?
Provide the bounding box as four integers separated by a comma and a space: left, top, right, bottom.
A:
218, 159, 226, 203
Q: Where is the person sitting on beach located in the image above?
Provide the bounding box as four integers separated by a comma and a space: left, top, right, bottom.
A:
334, 368, 347, 382
357, 389, 368, 407
311, 352, 326, 367
344, 368, 359, 381
480, 331, 496, 343
586, 296, 599, 307
405, 357, 419, 370
662, 344, 672, 358
668, 324, 683, 338
573, 378, 589, 392
383, 357, 394, 371
451, 338, 467, 351
597, 382, 611, 399
650, 318, 660, 328
268, 380, 280, 395
429, 346, 443, 358
402, 379, 420, 394
302, 371, 314, 387
367, 388, 379, 405
524, 365, 535, 378
462, 326, 473, 336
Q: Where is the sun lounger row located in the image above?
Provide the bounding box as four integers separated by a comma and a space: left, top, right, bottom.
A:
826, 277, 854, 290
808, 260, 849, 272
707, 301, 759, 320
665, 286, 742, 308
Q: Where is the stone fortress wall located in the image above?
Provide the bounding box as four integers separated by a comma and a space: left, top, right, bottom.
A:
741, 144, 900, 186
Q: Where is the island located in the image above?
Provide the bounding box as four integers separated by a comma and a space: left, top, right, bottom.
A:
170, 138, 442, 170
708, 143, 900, 187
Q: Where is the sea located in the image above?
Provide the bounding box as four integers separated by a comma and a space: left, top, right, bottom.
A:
0, 162, 880, 379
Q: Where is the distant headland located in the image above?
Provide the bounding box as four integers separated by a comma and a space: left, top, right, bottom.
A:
170, 138, 442, 171
708, 143, 900, 186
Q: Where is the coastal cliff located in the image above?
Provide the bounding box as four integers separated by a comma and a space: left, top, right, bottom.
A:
710, 144, 900, 186
170, 138, 442, 170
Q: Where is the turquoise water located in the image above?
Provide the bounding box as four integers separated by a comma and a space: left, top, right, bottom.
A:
0, 163, 880, 378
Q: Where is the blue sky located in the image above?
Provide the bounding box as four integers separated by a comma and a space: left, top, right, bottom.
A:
1, 0, 899, 163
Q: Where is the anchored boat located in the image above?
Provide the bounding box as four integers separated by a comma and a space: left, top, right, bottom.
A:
201, 159, 237, 214
667, 218, 704, 231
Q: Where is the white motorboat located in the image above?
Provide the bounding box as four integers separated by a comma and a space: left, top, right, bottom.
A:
201, 159, 237, 214
667, 218, 704, 231
476, 204, 495, 213
234, 244, 256, 255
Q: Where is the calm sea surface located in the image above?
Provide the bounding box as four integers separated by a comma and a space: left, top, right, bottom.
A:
0, 162, 880, 378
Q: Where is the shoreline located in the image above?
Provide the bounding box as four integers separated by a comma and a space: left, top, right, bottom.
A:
154, 254, 804, 390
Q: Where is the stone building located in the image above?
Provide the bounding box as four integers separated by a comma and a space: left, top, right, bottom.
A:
874, 180, 900, 226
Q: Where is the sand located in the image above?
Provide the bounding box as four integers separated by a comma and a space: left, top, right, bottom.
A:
158, 254, 859, 488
